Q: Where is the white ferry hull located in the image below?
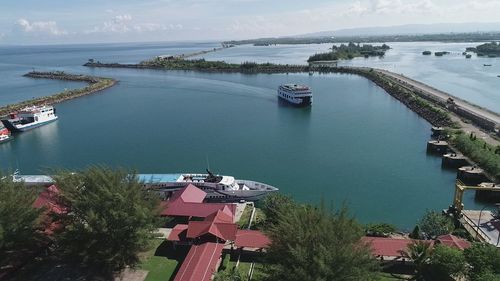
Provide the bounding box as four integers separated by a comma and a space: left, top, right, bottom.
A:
2, 116, 58, 132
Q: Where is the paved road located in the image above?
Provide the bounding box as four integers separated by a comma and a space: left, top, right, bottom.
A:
375, 69, 500, 126
351, 67, 500, 146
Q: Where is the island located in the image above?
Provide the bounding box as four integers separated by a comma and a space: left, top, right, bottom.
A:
466, 42, 500, 57
307, 42, 390, 62
422, 51, 432, 55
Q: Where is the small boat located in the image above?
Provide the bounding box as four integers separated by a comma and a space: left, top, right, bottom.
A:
1, 105, 58, 132
278, 84, 313, 106
0, 125, 11, 143
484, 64, 492, 67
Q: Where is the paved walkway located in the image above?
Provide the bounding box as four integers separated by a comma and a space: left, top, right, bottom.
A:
462, 210, 500, 247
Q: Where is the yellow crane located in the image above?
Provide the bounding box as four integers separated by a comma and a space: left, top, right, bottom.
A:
453, 180, 500, 213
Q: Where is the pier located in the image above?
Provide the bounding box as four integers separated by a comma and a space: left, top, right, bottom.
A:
0, 71, 116, 117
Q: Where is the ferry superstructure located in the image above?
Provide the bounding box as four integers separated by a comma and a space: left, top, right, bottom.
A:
138, 171, 278, 202
278, 84, 312, 106
1, 105, 58, 132
13, 170, 278, 202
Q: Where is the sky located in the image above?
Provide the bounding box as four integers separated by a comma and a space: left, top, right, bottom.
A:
1, 0, 500, 44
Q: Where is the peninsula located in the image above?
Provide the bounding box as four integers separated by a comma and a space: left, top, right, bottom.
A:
466, 42, 500, 57
0, 71, 116, 117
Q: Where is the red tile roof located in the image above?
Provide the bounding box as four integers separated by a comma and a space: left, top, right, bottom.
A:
170, 184, 207, 203
235, 230, 271, 249
33, 185, 65, 214
362, 237, 413, 257
168, 224, 189, 241
161, 184, 237, 218
187, 210, 238, 241
436, 234, 471, 250
173, 242, 224, 281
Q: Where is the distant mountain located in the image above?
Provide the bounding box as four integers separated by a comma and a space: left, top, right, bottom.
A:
300, 23, 500, 37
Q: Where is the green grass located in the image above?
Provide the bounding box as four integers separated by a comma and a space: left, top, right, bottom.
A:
138, 240, 180, 281
225, 260, 268, 281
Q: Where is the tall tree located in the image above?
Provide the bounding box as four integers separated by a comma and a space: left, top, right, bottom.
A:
429, 244, 466, 280
54, 166, 161, 275
419, 210, 454, 238
464, 242, 500, 281
264, 202, 378, 281
402, 240, 433, 281
0, 172, 43, 267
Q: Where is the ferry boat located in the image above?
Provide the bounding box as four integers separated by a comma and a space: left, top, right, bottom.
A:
278, 84, 312, 106
13, 170, 278, 202
0, 125, 11, 143
1, 105, 58, 132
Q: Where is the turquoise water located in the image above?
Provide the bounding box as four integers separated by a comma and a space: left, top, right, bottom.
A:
198, 42, 500, 113
0, 42, 487, 228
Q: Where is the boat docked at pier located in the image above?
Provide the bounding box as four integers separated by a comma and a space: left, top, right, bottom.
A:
138, 170, 278, 202
1, 105, 58, 132
0, 125, 11, 143
13, 170, 278, 202
278, 84, 312, 106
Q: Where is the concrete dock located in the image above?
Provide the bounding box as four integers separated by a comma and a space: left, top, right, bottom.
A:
461, 210, 500, 247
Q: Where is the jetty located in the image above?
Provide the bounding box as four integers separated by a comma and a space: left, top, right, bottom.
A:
0, 71, 116, 117
372, 68, 500, 137
156, 45, 233, 60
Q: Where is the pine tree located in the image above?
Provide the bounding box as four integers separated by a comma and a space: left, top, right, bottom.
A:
0, 172, 44, 267
53, 166, 161, 275
264, 202, 378, 281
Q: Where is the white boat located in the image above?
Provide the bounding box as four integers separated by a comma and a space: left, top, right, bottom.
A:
13, 170, 279, 202
138, 170, 278, 202
1, 105, 58, 132
278, 84, 313, 106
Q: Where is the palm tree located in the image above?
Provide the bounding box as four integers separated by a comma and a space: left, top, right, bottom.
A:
401, 240, 433, 280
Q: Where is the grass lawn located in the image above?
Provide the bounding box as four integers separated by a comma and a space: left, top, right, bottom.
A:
138, 239, 186, 281
224, 259, 267, 281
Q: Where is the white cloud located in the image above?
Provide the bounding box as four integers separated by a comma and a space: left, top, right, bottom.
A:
86, 14, 182, 34
15, 18, 67, 35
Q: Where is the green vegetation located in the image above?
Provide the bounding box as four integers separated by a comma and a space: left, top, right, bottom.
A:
464, 243, 500, 281
403, 240, 434, 280
259, 193, 294, 227
418, 210, 454, 239
435, 51, 450, 56
467, 42, 500, 57
429, 245, 467, 280
308, 42, 390, 62
448, 130, 500, 180
53, 166, 162, 275
224, 32, 500, 45
0, 173, 44, 269
139, 240, 179, 281
365, 223, 397, 237
264, 201, 379, 281
140, 58, 309, 73
0, 71, 116, 117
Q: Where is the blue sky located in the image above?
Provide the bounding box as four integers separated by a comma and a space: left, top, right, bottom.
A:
1, 0, 500, 44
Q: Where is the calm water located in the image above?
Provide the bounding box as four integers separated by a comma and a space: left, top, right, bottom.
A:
0, 42, 487, 228
198, 42, 500, 113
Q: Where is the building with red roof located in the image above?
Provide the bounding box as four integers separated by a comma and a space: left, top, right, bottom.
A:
161, 184, 236, 219
235, 230, 271, 249
173, 242, 224, 281
436, 234, 471, 250
32, 185, 66, 235
165, 184, 271, 281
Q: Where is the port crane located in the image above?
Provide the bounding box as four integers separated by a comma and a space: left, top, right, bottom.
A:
451, 180, 500, 214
